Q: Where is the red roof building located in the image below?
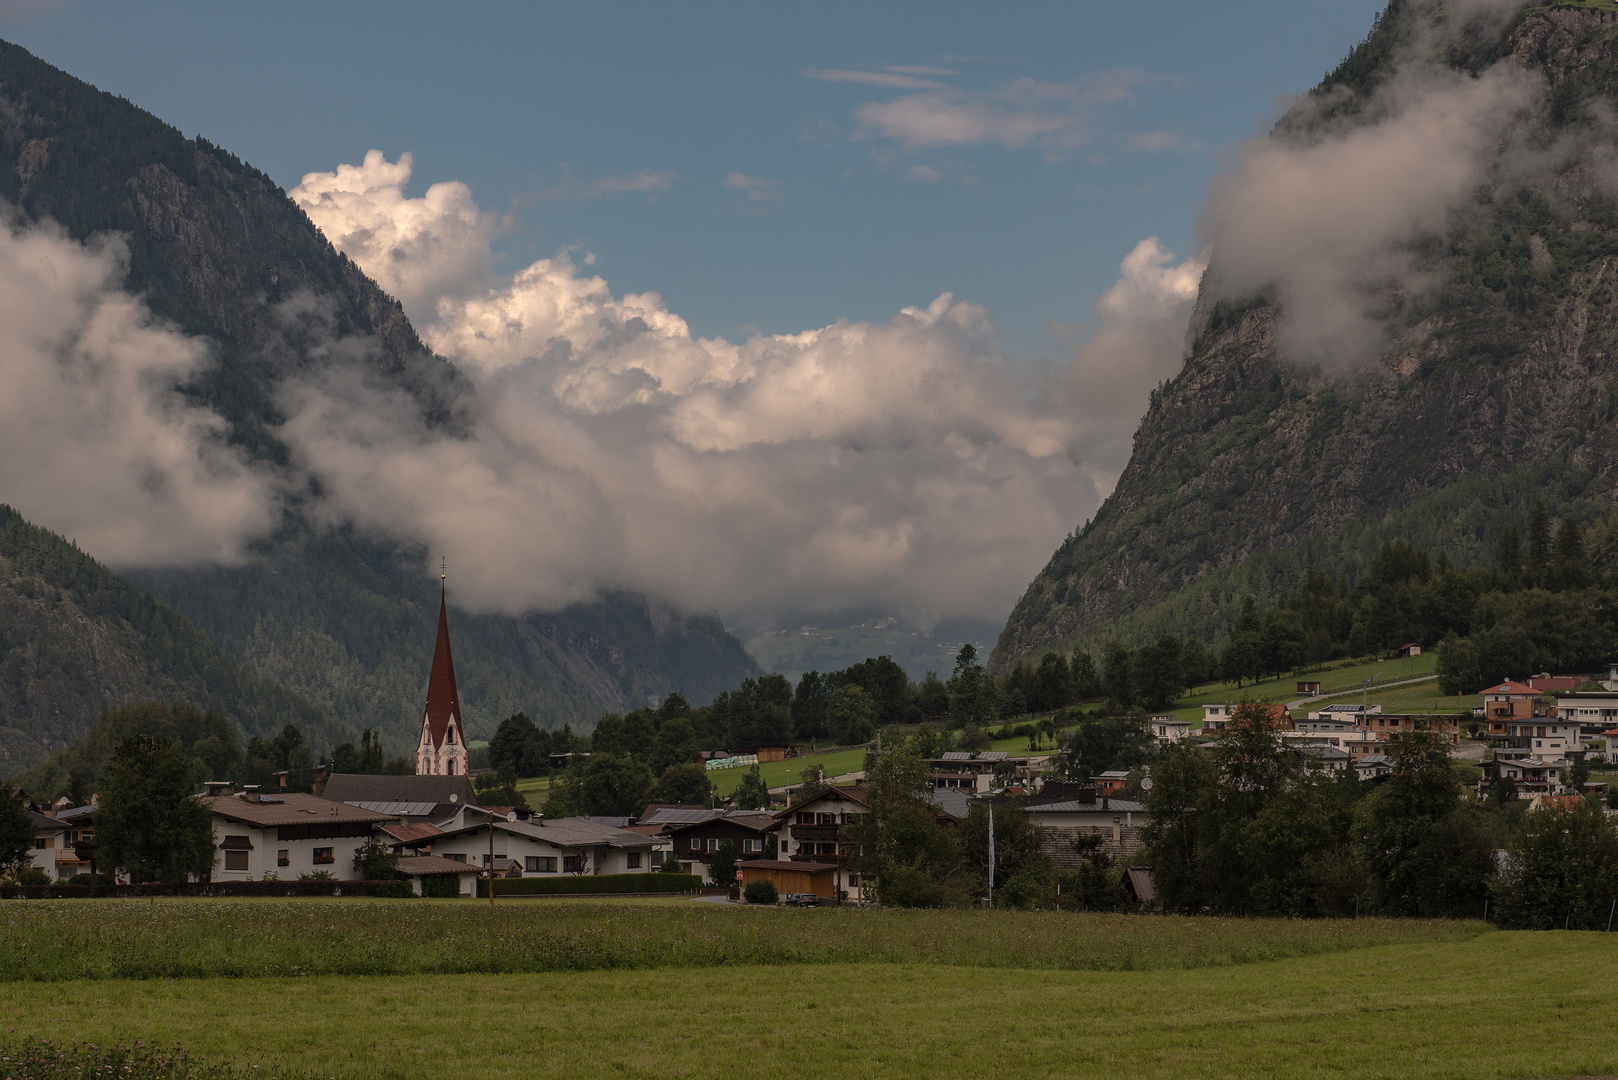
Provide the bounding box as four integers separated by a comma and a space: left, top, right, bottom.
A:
415, 582, 469, 777
1480, 680, 1551, 737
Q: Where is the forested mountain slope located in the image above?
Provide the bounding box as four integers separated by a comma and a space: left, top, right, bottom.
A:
994, 1, 1618, 669
0, 505, 326, 775
0, 40, 758, 745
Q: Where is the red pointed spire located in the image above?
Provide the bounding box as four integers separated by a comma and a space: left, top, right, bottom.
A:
423, 582, 463, 749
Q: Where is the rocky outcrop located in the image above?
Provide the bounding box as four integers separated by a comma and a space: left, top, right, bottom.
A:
993, 3, 1618, 670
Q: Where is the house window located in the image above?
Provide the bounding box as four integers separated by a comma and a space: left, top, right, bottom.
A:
847, 874, 861, 887
562, 855, 585, 873
445, 853, 467, 863
224, 850, 250, 871
313, 847, 335, 864
627, 852, 642, 869
448, 727, 457, 744
691, 837, 705, 851
797, 813, 814, 825
707, 838, 720, 852
33, 837, 48, 849
742, 839, 761, 853
1537, 726, 1547, 738
531, 857, 557, 873
277, 850, 290, 867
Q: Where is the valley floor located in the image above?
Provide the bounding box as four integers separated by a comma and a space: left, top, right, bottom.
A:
0, 901, 1612, 1078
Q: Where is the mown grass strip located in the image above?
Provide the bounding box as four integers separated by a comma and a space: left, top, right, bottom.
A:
0, 898, 1485, 981
0, 933, 1613, 1079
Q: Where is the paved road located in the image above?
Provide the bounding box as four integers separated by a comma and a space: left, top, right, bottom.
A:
1285, 673, 1441, 710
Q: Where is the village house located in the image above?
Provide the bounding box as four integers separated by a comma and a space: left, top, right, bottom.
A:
1355, 754, 1394, 782
202, 785, 394, 882
660, 808, 779, 883
425, 812, 655, 877
393, 855, 483, 896
1479, 680, 1552, 737
1306, 703, 1381, 724
738, 858, 840, 900
1482, 757, 1563, 796
1296, 681, 1322, 695
1491, 716, 1583, 764
1091, 770, 1131, 795
1553, 691, 1618, 737
771, 786, 870, 900
1203, 702, 1290, 733
1021, 791, 1147, 831
1150, 715, 1191, 745
928, 750, 1010, 793
26, 809, 71, 881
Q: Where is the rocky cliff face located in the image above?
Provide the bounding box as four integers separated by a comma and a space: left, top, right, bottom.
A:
0, 40, 758, 746
993, 2, 1618, 669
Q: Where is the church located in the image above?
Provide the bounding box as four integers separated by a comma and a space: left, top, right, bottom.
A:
415, 579, 470, 776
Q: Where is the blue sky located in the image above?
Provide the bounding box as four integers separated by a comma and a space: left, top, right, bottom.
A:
3, 0, 1382, 351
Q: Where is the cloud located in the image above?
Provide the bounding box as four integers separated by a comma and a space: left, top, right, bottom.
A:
1125, 130, 1180, 153
0, 0, 63, 25
904, 165, 941, 183
0, 215, 274, 566
1199, 61, 1541, 368
535, 166, 677, 201
290, 149, 498, 316
805, 69, 950, 90
853, 72, 1150, 152
287, 152, 1205, 623
888, 66, 957, 77
722, 171, 784, 212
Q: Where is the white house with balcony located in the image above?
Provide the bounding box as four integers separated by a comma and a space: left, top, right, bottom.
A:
202, 786, 393, 881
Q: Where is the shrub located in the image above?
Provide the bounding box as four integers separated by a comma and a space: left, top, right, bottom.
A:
371, 879, 414, 899
478, 873, 702, 897
15, 867, 49, 886
744, 878, 778, 904
419, 872, 462, 898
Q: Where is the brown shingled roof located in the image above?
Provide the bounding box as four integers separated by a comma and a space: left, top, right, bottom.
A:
203, 792, 392, 828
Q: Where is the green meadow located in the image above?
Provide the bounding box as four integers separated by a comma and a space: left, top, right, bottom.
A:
0, 900, 1613, 1079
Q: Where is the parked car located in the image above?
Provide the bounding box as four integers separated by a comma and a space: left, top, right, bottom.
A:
782, 892, 821, 907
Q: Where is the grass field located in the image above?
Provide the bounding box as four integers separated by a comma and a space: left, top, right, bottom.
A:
0, 901, 1611, 1079
0, 899, 1474, 980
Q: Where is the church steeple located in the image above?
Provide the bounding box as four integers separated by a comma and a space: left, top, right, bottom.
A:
416, 568, 466, 775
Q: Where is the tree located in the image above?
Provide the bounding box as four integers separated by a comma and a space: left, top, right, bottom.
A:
916, 671, 949, 717
1133, 636, 1183, 710
573, 753, 656, 817
708, 839, 739, 887
645, 763, 714, 807
842, 746, 957, 907
947, 645, 994, 726
1028, 653, 1072, 713
352, 837, 402, 880
489, 713, 549, 777
827, 684, 876, 744
1494, 524, 1523, 582
955, 802, 1050, 905
1492, 796, 1618, 929
285, 744, 315, 793
0, 788, 36, 878
1550, 515, 1591, 590
1059, 714, 1152, 781
1101, 641, 1133, 706
1526, 499, 1553, 586
649, 717, 698, 775
744, 878, 778, 904
733, 766, 770, 810
473, 765, 531, 811
1179, 639, 1214, 689
96, 736, 214, 883
1069, 651, 1103, 701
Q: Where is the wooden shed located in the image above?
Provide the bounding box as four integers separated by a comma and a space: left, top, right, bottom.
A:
739, 859, 839, 898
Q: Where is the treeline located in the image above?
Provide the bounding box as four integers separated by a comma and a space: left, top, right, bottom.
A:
1144, 707, 1617, 927
14, 702, 400, 802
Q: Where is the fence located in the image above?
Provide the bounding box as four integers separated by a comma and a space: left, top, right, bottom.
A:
0, 879, 415, 900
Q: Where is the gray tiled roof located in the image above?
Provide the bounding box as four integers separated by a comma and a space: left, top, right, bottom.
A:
1026, 798, 1146, 814
322, 774, 477, 807
438, 815, 653, 849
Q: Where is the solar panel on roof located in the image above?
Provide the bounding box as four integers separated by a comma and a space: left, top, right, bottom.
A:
349, 800, 438, 816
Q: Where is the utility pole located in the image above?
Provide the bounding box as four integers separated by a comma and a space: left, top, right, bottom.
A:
987, 806, 996, 908
1363, 671, 1381, 713
487, 808, 495, 910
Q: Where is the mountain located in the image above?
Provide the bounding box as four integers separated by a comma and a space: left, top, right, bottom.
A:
0, 39, 759, 746
0, 504, 326, 775
993, 1, 1618, 669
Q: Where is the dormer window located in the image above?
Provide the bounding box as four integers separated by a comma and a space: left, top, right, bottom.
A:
448, 726, 457, 745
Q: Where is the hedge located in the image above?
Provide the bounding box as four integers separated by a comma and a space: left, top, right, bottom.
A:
478, 873, 703, 897
0, 879, 413, 900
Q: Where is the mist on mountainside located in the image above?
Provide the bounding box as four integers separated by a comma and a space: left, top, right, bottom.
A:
996, 0, 1618, 668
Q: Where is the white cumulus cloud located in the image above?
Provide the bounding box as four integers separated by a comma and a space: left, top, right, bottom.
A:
288, 152, 1204, 624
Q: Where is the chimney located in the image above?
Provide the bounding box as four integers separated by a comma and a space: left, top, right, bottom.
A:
1112, 815, 1122, 847
312, 765, 329, 798
1101, 793, 1109, 811
399, 816, 409, 828
203, 781, 233, 798
240, 785, 262, 804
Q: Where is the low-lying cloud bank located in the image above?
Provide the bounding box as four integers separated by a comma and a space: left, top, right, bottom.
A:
285, 153, 1205, 622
